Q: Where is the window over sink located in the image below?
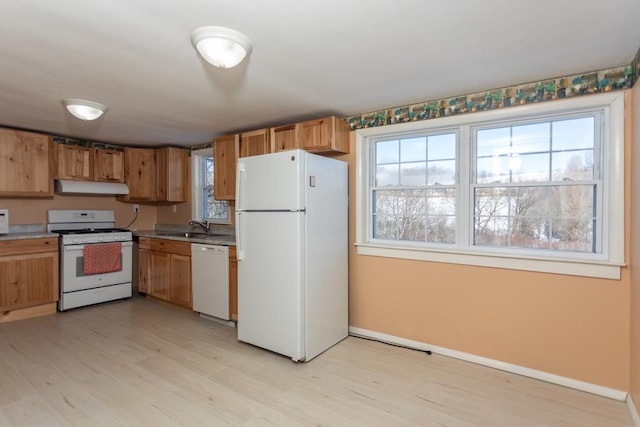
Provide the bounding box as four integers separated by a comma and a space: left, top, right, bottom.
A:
192, 148, 230, 224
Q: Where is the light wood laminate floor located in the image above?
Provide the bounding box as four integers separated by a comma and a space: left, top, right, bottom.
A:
0, 295, 633, 426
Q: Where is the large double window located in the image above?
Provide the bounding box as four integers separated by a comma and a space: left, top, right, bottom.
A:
356, 93, 624, 279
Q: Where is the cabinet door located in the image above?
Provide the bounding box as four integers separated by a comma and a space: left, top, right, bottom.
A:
138, 248, 150, 294
213, 134, 239, 200
228, 246, 238, 321
93, 149, 125, 182
240, 129, 270, 158
54, 144, 93, 180
0, 130, 53, 197
156, 147, 189, 202
300, 116, 350, 154
270, 124, 300, 152
149, 251, 170, 300
169, 254, 192, 308
120, 147, 156, 201
0, 252, 58, 311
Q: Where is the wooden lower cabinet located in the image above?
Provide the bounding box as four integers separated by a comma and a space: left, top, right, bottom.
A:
138, 237, 191, 308
149, 251, 171, 301
138, 247, 150, 294
169, 254, 192, 307
0, 238, 58, 321
228, 246, 238, 321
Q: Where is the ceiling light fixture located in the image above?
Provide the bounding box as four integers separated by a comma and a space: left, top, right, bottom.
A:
191, 26, 252, 69
62, 99, 107, 121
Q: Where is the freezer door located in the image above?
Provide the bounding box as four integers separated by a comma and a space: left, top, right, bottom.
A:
236, 150, 304, 211
236, 211, 305, 361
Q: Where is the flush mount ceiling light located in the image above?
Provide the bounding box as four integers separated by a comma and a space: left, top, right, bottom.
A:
191, 26, 252, 69
62, 99, 108, 121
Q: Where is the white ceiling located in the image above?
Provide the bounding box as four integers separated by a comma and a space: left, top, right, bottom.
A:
1, 0, 639, 147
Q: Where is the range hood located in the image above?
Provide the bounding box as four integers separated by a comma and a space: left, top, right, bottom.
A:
54, 179, 129, 195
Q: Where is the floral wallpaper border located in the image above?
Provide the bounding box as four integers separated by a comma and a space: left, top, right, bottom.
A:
52, 46, 640, 150
190, 142, 212, 151
52, 135, 125, 152
346, 50, 640, 131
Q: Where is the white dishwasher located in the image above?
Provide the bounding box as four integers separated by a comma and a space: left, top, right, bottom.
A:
191, 244, 230, 320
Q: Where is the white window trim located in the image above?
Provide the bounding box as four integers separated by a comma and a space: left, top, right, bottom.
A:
191, 148, 230, 224
355, 92, 625, 279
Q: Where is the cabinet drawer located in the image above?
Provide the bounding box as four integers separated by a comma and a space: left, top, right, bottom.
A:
0, 238, 58, 256
138, 236, 152, 249
147, 238, 191, 256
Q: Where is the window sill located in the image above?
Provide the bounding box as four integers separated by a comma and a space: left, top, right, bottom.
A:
355, 242, 623, 279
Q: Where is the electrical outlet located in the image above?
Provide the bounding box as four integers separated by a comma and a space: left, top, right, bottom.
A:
133, 204, 139, 212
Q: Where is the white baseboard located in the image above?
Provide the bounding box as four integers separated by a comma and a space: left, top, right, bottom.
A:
628, 395, 640, 427
348, 326, 627, 401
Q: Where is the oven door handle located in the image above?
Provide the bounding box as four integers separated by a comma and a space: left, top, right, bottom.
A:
64, 241, 133, 251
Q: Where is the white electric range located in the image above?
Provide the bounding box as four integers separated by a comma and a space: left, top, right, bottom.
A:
47, 210, 133, 311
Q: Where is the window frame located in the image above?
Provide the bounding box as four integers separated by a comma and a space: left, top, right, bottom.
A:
191, 148, 230, 224
355, 92, 625, 279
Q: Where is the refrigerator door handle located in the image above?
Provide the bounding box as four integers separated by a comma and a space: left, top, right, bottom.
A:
236, 163, 246, 211
236, 211, 245, 261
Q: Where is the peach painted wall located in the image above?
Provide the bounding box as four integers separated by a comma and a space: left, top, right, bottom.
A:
0, 195, 157, 230
342, 95, 633, 390
630, 82, 640, 406
155, 201, 192, 225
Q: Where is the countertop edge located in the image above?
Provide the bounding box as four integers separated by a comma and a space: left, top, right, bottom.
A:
133, 230, 236, 246
0, 232, 58, 241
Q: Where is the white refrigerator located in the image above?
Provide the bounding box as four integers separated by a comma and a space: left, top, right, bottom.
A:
235, 149, 348, 362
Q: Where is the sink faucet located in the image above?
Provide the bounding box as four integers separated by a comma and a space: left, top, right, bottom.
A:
188, 219, 210, 234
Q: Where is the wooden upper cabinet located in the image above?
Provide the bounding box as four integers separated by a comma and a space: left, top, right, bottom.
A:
156, 147, 189, 203
53, 144, 124, 183
270, 123, 300, 153
93, 148, 124, 182
240, 128, 270, 158
118, 147, 156, 202
118, 146, 189, 204
0, 129, 53, 197
53, 144, 92, 180
300, 116, 350, 154
213, 134, 239, 201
